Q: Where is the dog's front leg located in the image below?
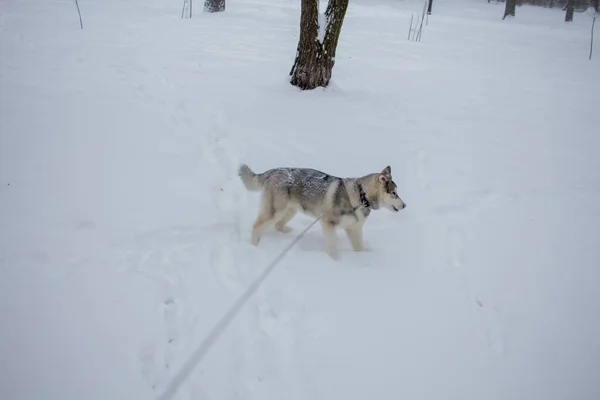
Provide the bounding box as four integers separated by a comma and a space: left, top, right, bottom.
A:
321, 220, 339, 260
345, 226, 364, 252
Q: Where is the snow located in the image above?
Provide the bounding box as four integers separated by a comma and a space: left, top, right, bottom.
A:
1, 0, 599, 399
318, 10, 327, 44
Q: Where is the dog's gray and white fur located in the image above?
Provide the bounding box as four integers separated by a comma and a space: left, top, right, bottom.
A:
238, 164, 406, 259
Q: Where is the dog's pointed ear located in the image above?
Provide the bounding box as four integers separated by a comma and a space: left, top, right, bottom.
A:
379, 166, 391, 183
381, 166, 391, 176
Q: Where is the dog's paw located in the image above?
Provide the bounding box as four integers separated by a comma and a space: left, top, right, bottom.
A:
350, 241, 365, 252
326, 247, 340, 260
276, 225, 293, 234
361, 243, 373, 252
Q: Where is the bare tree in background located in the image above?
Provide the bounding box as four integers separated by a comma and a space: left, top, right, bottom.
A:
503, 0, 517, 19
427, 0, 433, 14
181, 0, 193, 18
74, 0, 83, 29
204, 0, 225, 13
289, 0, 349, 90
590, 6, 599, 60
565, 0, 575, 21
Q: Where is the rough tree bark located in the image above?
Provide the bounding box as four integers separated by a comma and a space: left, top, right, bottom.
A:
289, 0, 349, 90
503, 0, 516, 19
204, 0, 225, 13
565, 0, 574, 21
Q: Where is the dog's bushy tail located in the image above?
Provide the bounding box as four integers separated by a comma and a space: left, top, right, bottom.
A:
238, 164, 262, 191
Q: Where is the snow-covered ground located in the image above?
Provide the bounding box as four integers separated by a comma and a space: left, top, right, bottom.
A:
1, 0, 599, 399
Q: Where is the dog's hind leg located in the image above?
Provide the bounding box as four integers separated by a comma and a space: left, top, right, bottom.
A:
252, 213, 272, 245
275, 207, 298, 234
345, 226, 364, 252
251, 190, 287, 245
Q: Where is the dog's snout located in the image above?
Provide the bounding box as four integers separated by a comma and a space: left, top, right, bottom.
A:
402, 203, 406, 209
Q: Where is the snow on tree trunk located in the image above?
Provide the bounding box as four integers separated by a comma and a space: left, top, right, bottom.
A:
204, 0, 225, 13
565, 0, 574, 21
289, 0, 349, 90
503, 0, 516, 19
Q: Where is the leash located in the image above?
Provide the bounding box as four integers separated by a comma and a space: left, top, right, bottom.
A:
156, 214, 323, 400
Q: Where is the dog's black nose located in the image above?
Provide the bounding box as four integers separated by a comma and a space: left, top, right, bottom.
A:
402, 204, 406, 209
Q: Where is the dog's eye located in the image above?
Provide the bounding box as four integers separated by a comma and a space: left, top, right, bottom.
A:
391, 191, 397, 197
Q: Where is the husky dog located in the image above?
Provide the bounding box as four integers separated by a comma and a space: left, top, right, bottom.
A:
238, 164, 406, 259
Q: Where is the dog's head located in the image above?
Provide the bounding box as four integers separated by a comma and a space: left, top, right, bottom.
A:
376, 166, 406, 212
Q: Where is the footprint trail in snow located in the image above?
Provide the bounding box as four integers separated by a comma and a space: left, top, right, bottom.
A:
446, 226, 504, 355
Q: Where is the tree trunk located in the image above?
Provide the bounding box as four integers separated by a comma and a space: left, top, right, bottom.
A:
289, 0, 349, 90
565, 0, 574, 21
503, 0, 516, 19
427, 0, 433, 14
204, 0, 225, 13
